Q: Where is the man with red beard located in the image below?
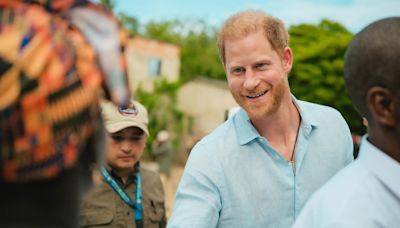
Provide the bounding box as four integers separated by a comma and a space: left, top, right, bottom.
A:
168, 10, 353, 228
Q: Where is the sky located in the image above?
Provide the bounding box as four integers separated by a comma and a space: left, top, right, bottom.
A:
111, 0, 400, 33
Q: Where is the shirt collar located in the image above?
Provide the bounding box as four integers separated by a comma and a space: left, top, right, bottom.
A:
234, 108, 259, 145
234, 95, 319, 145
104, 162, 140, 186
358, 135, 400, 198
291, 95, 319, 128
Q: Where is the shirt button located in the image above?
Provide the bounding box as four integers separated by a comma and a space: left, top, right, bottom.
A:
127, 211, 130, 216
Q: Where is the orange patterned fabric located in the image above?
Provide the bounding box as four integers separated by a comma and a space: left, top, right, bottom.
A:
0, 1, 129, 182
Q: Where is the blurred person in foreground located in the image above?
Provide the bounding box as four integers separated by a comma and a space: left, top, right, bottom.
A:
293, 17, 400, 228
168, 10, 353, 228
80, 100, 166, 227
0, 0, 130, 227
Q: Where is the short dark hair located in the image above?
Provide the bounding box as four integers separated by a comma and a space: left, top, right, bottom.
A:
344, 17, 400, 119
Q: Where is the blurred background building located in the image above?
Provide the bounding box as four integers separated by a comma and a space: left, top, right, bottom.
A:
126, 36, 180, 92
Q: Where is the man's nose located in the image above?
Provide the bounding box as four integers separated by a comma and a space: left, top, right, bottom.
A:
243, 70, 260, 90
120, 140, 133, 153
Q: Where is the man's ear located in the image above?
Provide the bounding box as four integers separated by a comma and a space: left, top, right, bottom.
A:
282, 47, 293, 74
367, 87, 396, 127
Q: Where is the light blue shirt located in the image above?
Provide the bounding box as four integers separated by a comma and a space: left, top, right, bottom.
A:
168, 98, 353, 228
293, 136, 400, 228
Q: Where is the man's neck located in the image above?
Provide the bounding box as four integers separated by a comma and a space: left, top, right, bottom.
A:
253, 96, 299, 135
252, 98, 301, 161
110, 167, 135, 185
368, 129, 400, 163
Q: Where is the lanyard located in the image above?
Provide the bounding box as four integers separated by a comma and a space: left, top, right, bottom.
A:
100, 166, 143, 227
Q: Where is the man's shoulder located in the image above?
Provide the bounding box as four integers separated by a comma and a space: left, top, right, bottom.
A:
191, 119, 237, 156
298, 100, 340, 114
81, 173, 113, 206
309, 160, 370, 207
201, 118, 236, 143
296, 161, 378, 227
297, 99, 345, 123
140, 166, 165, 201
183, 120, 239, 174
141, 166, 162, 180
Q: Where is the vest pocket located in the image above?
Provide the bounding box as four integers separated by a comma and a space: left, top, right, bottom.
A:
145, 200, 166, 227
80, 210, 113, 227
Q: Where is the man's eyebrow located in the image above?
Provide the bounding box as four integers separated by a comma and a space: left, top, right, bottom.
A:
135, 134, 146, 138
228, 65, 244, 71
254, 58, 272, 64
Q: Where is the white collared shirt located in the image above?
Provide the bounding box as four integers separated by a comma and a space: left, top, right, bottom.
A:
293, 135, 400, 228
168, 97, 354, 228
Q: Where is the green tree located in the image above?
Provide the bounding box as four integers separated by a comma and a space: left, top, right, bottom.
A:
180, 28, 225, 82
143, 19, 183, 44
289, 19, 364, 134
99, 0, 115, 11
142, 19, 225, 82
118, 13, 139, 36
134, 79, 187, 162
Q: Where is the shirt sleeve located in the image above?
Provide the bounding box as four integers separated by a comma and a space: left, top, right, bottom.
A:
167, 142, 222, 228
293, 193, 366, 228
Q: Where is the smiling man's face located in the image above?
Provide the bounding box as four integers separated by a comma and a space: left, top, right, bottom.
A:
225, 30, 292, 121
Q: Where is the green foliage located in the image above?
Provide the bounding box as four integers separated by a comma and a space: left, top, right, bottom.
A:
142, 19, 225, 82
180, 29, 225, 82
118, 13, 139, 36
134, 79, 186, 158
99, 0, 115, 11
289, 19, 364, 134
143, 20, 183, 44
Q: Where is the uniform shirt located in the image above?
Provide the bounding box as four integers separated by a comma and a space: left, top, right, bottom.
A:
80, 165, 167, 228
293, 136, 400, 228
168, 97, 354, 228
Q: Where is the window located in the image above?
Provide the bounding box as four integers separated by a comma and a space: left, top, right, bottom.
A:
148, 57, 162, 77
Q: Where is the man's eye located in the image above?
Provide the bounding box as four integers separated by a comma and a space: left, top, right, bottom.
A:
255, 63, 267, 70
111, 135, 124, 141
129, 136, 143, 142
231, 67, 244, 74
